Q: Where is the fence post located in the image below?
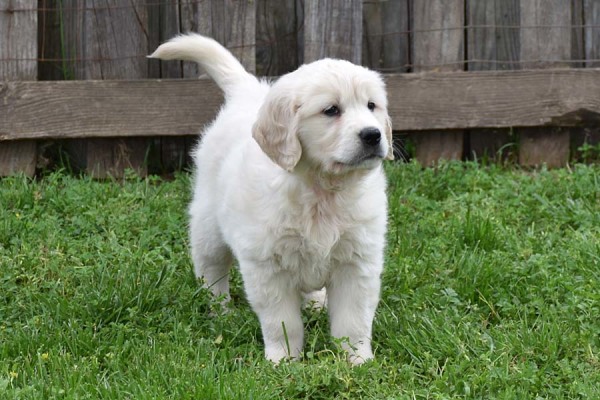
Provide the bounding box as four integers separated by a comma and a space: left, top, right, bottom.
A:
578, 0, 600, 153
411, 0, 465, 166
0, 0, 37, 176
40, 0, 151, 178
518, 0, 572, 167
466, 0, 518, 161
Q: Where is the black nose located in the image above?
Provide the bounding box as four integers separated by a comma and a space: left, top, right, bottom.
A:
359, 127, 381, 146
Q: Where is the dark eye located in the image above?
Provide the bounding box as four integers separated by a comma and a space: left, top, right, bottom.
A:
323, 105, 341, 117
367, 101, 376, 111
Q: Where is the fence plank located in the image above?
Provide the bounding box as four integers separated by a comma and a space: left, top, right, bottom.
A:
49, 0, 152, 178
3, 70, 599, 141
584, 0, 600, 67
411, 0, 465, 166
467, 0, 519, 160
146, 0, 189, 174
519, 0, 572, 167
0, 0, 37, 176
303, 0, 362, 63
256, 0, 299, 76
574, 0, 600, 154
181, 0, 256, 77
363, 0, 410, 73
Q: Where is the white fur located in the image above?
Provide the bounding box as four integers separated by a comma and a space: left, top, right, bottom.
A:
150, 34, 392, 365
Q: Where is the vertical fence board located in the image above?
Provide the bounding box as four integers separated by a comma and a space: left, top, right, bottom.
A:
45, 0, 151, 178
147, 0, 189, 174
84, 0, 150, 178
303, 0, 362, 63
256, 0, 298, 76
0, 0, 37, 176
575, 0, 600, 154
178, 0, 256, 173
584, 0, 600, 67
363, 0, 410, 72
519, 0, 572, 167
411, 0, 464, 166
467, 0, 518, 161
571, 0, 585, 68
181, 0, 256, 77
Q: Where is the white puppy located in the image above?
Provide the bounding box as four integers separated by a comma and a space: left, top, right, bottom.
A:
150, 34, 393, 365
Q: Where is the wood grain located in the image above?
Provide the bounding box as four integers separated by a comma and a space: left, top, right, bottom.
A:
411, 0, 465, 165
584, 0, 600, 68
0, 0, 37, 176
518, 0, 573, 167
52, 0, 151, 178
363, 0, 410, 72
2, 70, 599, 141
181, 0, 256, 76
303, 0, 363, 63
466, 0, 519, 160
467, 0, 520, 71
256, 0, 299, 76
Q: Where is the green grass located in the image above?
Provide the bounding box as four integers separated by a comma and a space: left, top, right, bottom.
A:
1, 163, 599, 399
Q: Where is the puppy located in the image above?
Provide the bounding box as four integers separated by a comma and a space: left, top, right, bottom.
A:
150, 34, 393, 365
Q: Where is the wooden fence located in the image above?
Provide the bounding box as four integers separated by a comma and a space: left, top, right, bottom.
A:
1, 0, 599, 177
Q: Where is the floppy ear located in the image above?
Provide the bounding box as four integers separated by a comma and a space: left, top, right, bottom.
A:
384, 115, 395, 160
252, 90, 302, 172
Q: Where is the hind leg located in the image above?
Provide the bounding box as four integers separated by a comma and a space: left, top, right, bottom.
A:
189, 204, 233, 302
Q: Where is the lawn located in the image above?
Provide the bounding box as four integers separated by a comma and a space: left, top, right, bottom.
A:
1, 162, 599, 399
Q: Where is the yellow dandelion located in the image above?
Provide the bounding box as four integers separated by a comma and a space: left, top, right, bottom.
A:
41, 353, 49, 360
9, 371, 18, 379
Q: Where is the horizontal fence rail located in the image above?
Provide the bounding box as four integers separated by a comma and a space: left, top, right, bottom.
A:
1, 69, 600, 141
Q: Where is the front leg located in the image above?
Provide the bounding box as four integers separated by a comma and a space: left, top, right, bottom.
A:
327, 263, 382, 365
239, 259, 304, 363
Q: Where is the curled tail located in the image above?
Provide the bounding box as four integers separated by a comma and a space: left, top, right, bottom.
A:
149, 33, 256, 97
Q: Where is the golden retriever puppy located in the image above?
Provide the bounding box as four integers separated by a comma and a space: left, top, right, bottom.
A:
150, 34, 393, 365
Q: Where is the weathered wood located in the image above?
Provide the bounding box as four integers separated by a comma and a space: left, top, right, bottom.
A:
181, 0, 256, 77
571, 0, 585, 68
584, 0, 600, 67
0, 0, 37, 176
0, 79, 223, 140
53, 0, 151, 177
411, 0, 464, 165
520, 129, 571, 168
0, 0, 37, 79
303, 0, 362, 63
0, 140, 37, 176
414, 131, 464, 167
2, 70, 600, 141
256, 0, 298, 76
520, 0, 572, 69
519, 0, 573, 167
363, 0, 410, 72
148, 0, 183, 79
571, 0, 600, 158
87, 137, 149, 179
147, 0, 188, 174
467, 0, 520, 71
466, 0, 519, 160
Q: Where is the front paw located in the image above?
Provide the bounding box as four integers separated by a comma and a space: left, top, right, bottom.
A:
344, 340, 374, 366
265, 345, 301, 365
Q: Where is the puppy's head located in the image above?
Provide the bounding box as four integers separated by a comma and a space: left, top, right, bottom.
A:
252, 59, 393, 174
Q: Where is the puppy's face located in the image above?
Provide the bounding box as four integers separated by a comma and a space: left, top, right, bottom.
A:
253, 59, 393, 174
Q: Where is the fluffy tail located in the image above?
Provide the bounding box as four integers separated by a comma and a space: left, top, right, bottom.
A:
149, 33, 255, 96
